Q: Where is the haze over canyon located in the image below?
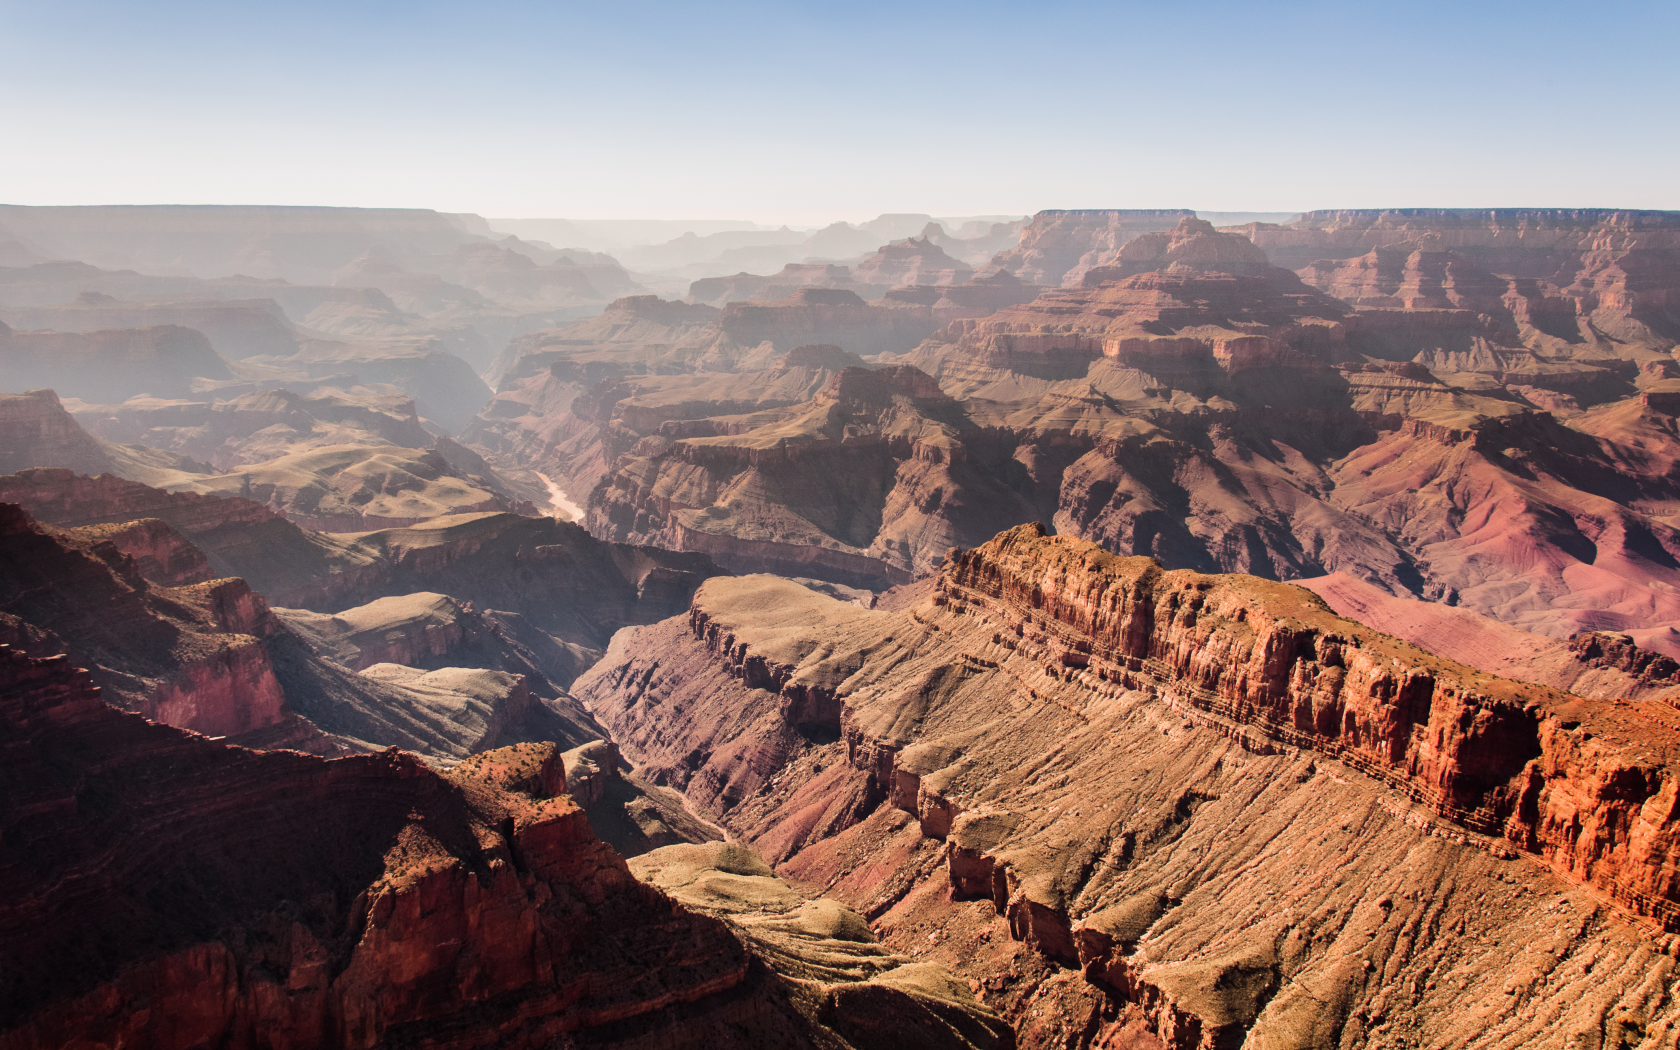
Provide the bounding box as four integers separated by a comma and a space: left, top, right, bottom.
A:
6, 200, 1680, 1050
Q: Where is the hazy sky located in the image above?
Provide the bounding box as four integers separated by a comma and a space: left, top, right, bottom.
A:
3, 0, 1676, 224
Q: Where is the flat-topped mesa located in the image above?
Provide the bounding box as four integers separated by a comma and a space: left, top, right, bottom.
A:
879, 269, 1048, 323
942, 523, 1680, 931
686, 265, 863, 309
0, 322, 232, 403
717, 287, 939, 357
1243, 208, 1680, 271
1297, 208, 1680, 233
948, 265, 1351, 376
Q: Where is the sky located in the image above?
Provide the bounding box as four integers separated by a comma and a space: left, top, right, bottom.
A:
2, 0, 1677, 225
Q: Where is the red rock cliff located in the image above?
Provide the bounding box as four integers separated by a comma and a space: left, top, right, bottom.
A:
0, 644, 766, 1050
944, 524, 1680, 931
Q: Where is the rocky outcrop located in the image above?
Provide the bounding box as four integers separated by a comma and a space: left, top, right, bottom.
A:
586, 363, 1044, 585
0, 502, 311, 745
0, 292, 299, 359
0, 649, 754, 1049
0, 469, 725, 686
717, 287, 939, 357
276, 590, 556, 688
0, 320, 232, 402
169, 443, 520, 532
631, 842, 1013, 1049
0, 466, 392, 607
562, 738, 622, 806
1079, 216, 1273, 285
71, 387, 436, 472
0, 388, 207, 486
1568, 632, 1680, 689
62, 516, 214, 586
988, 209, 1196, 286
687, 264, 875, 308
878, 269, 1047, 324
0, 499, 601, 760
575, 535, 1680, 1048
851, 236, 975, 288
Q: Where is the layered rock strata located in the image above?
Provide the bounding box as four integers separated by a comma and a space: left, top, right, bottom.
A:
0, 640, 1003, 1049
988, 210, 1197, 286
170, 443, 523, 532
574, 527, 1680, 1048
0, 470, 725, 688
0, 320, 231, 402
0, 389, 208, 486
0, 650, 735, 1048
631, 841, 1013, 1049
0, 500, 601, 759
586, 364, 1046, 586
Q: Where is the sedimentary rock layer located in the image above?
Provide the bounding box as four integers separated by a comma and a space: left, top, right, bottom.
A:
0, 647, 740, 1049
575, 526, 1680, 1047
0, 640, 1004, 1049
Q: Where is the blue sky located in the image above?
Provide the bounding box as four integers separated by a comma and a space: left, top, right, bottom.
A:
1, 0, 1675, 223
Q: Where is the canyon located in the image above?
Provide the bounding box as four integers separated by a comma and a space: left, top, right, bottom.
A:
574, 525, 1680, 1048
7, 201, 1680, 1049
0, 644, 1006, 1049
463, 212, 1680, 655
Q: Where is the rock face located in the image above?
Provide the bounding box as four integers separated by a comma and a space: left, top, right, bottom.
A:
0, 469, 725, 688
852, 236, 975, 288
0, 390, 208, 486
988, 209, 1197, 286
0, 320, 233, 403
0, 650, 771, 1049
631, 841, 1014, 1049
169, 444, 522, 532
70, 387, 437, 472
0, 292, 300, 359
717, 287, 940, 358
574, 528, 1680, 1048
0, 501, 317, 747
586, 364, 1046, 586
687, 263, 872, 308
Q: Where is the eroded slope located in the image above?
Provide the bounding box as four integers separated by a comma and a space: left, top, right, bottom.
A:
575, 526, 1680, 1048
